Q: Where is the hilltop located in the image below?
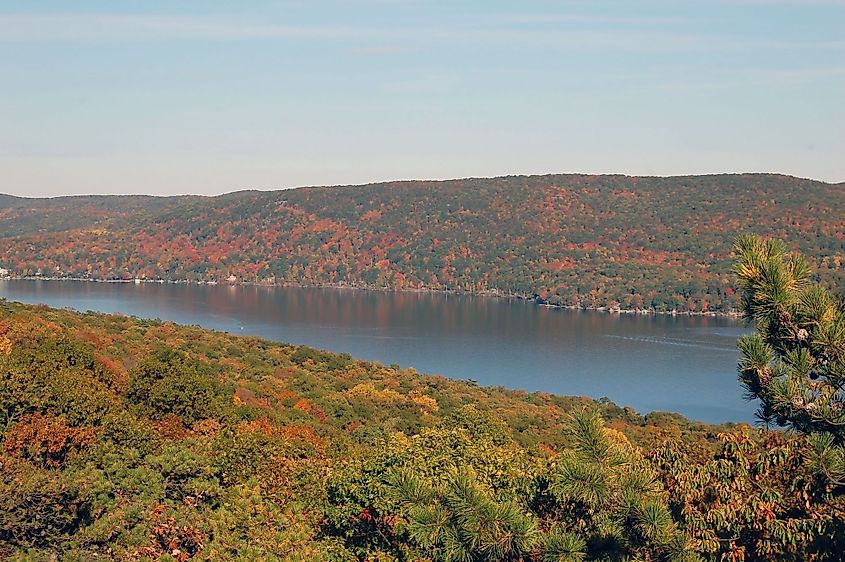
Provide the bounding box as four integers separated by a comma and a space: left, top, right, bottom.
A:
3, 173, 844, 312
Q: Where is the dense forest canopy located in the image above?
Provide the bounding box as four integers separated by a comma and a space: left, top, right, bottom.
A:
2, 238, 845, 560
2, 173, 844, 312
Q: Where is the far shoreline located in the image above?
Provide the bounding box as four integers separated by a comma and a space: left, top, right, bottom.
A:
1, 274, 744, 319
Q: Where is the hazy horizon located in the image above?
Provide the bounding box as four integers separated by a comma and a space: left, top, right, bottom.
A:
1, 170, 843, 199
2, 1, 843, 197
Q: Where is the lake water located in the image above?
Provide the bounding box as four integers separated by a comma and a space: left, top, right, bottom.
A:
0, 279, 753, 424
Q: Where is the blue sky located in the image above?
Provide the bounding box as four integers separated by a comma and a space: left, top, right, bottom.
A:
1, 1, 843, 196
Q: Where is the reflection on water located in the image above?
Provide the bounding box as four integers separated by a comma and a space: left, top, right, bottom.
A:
0, 279, 753, 423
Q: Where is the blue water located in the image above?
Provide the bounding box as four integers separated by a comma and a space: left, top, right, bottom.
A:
0, 279, 753, 423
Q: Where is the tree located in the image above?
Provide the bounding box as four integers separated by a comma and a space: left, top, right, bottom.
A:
651, 429, 845, 561
538, 409, 697, 562
126, 348, 231, 425
733, 234, 845, 482
388, 467, 540, 561
0, 454, 86, 552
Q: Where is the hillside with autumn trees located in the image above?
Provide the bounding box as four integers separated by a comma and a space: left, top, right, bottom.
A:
2, 173, 844, 312
4, 233, 845, 561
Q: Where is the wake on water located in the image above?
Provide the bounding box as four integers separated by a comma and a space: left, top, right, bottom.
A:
604, 334, 737, 352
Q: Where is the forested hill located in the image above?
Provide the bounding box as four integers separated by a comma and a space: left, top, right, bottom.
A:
3, 173, 844, 312
2, 296, 844, 560
0, 299, 720, 559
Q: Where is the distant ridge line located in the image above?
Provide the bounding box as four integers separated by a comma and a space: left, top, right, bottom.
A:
0, 173, 842, 314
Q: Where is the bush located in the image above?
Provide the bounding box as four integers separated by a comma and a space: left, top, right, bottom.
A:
127, 349, 231, 425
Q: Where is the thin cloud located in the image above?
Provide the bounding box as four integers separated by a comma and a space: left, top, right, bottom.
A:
736, 66, 845, 86
492, 14, 689, 26
728, 0, 845, 5
0, 12, 842, 55
345, 45, 415, 56
0, 13, 391, 42
605, 66, 845, 99
427, 26, 845, 53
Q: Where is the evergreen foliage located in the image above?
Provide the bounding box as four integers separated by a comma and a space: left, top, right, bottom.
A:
734, 234, 845, 482
541, 411, 697, 561
389, 467, 540, 561
2, 235, 845, 561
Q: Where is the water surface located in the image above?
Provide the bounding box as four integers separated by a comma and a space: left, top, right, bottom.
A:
0, 280, 752, 423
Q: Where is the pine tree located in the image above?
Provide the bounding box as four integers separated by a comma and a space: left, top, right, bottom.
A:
388, 467, 540, 561
543, 409, 699, 561
733, 234, 845, 482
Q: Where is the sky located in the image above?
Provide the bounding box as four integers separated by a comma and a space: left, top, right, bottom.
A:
1, 1, 844, 197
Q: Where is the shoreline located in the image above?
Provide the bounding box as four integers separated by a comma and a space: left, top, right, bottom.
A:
0, 274, 743, 318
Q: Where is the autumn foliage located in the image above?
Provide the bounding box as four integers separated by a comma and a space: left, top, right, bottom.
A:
2, 173, 844, 312
2, 236, 845, 560
3, 412, 96, 469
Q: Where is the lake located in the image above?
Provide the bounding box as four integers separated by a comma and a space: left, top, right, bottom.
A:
0, 279, 753, 424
